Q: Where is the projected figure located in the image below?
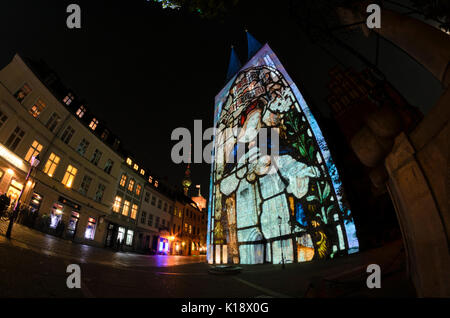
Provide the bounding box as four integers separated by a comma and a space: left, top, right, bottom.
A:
209, 45, 359, 265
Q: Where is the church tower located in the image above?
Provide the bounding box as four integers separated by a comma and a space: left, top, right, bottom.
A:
181, 163, 192, 196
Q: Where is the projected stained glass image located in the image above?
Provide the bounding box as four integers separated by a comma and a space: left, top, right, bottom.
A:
207, 44, 359, 265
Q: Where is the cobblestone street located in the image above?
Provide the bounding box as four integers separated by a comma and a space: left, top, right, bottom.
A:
0, 222, 416, 298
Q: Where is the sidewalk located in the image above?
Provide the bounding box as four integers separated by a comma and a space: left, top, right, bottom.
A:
0, 221, 205, 268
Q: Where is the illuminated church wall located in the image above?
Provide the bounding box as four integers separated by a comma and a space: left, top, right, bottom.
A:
207, 44, 359, 265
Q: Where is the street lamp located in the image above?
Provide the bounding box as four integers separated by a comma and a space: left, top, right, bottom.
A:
6, 155, 40, 239
277, 215, 285, 269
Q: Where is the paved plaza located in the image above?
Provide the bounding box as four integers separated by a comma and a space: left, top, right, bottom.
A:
0, 222, 415, 298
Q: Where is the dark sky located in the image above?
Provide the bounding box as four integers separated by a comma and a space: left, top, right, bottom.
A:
0, 0, 443, 200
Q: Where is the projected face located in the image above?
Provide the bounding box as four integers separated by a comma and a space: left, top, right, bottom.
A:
209, 46, 358, 265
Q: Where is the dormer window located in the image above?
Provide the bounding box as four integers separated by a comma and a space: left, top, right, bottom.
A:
101, 129, 109, 140
76, 105, 86, 118
133, 163, 139, 171
62, 93, 74, 106
89, 118, 98, 131
140, 169, 145, 176
126, 158, 132, 165
113, 138, 120, 150
154, 180, 159, 188
148, 176, 153, 184
14, 83, 32, 103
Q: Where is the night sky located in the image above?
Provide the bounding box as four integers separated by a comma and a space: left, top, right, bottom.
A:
0, 0, 443, 200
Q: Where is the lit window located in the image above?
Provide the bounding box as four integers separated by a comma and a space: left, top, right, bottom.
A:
113, 196, 122, 212
76, 105, 86, 118
45, 113, 61, 132
140, 169, 145, 175
94, 183, 105, 202
85, 218, 96, 240
24, 140, 43, 163
148, 176, 153, 184
133, 163, 139, 171
29, 99, 46, 118
126, 158, 132, 165
131, 204, 138, 219
62, 164, 78, 188
5, 126, 25, 151
89, 118, 98, 130
104, 159, 114, 174
122, 200, 130, 216
128, 179, 135, 192
61, 126, 75, 144
136, 184, 141, 196
154, 180, 159, 188
126, 230, 134, 246
62, 93, 74, 106
43, 153, 60, 177
101, 129, 109, 140
14, 83, 32, 102
118, 227, 125, 242
119, 174, 127, 187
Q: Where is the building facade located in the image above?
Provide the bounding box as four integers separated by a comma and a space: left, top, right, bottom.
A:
105, 158, 147, 251
178, 196, 206, 256
135, 180, 175, 254
0, 54, 123, 247
0, 53, 207, 257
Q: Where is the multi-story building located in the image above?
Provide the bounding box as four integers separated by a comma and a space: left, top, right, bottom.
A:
0, 54, 123, 247
135, 179, 175, 254
171, 196, 185, 255
0, 53, 208, 256
104, 156, 147, 251
178, 195, 207, 256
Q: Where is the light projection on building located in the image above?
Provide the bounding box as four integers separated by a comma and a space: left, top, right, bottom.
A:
207, 44, 359, 265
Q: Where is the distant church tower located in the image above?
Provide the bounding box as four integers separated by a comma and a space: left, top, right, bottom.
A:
182, 163, 192, 196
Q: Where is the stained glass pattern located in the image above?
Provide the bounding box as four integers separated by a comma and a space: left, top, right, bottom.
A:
208, 44, 359, 265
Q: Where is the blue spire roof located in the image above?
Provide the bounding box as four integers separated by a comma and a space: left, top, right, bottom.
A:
226, 45, 242, 81
246, 31, 262, 60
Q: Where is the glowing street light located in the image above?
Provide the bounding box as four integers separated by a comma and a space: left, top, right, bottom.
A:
6, 155, 40, 239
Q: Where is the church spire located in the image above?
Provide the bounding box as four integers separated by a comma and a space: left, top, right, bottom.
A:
246, 30, 262, 61
182, 163, 192, 196
226, 45, 242, 81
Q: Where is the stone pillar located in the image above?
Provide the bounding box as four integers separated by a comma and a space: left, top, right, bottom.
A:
337, 5, 450, 296
385, 133, 450, 297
